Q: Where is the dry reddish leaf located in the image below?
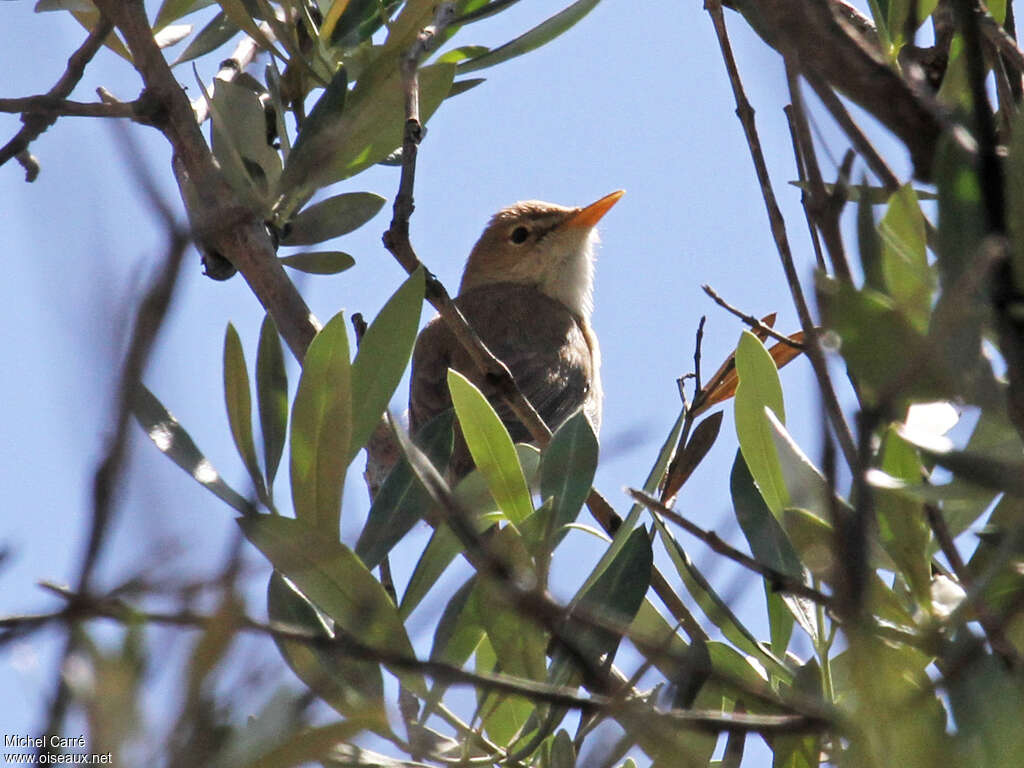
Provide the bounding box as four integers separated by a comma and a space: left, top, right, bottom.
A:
690, 329, 806, 418
661, 410, 724, 504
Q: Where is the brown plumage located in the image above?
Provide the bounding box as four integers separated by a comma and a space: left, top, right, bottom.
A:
409, 191, 623, 479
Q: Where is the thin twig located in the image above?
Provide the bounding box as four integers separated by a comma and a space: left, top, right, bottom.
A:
628, 489, 834, 609
785, 62, 852, 282
706, 0, 859, 474
0, 96, 139, 119
784, 104, 827, 272
381, 4, 552, 449
803, 72, 901, 193
702, 285, 806, 349
693, 315, 706, 395
0, 17, 114, 175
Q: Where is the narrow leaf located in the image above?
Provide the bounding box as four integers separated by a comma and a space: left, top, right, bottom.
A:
458, 0, 602, 74
256, 314, 288, 488
290, 312, 352, 535
355, 410, 454, 570
447, 369, 533, 525
240, 515, 425, 695
267, 572, 387, 723
224, 324, 267, 499
661, 410, 723, 503
172, 12, 238, 66
279, 251, 356, 274
350, 268, 425, 461
734, 331, 788, 514
283, 192, 387, 246
132, 384, 251, 513
539, 411, 599, 549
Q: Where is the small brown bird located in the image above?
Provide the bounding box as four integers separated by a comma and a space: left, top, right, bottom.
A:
409, 190, 624, 478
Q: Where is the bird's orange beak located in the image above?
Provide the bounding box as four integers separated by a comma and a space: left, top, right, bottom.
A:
566, 190, 625, 229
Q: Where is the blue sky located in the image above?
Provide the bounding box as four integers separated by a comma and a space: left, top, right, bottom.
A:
1, 0, 911, 761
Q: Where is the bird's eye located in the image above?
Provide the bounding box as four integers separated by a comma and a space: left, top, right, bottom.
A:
510, 226, 530, 244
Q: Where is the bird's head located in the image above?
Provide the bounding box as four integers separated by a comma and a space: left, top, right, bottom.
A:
458, 190, 624, 320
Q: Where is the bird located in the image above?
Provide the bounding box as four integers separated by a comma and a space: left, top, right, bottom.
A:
409, 190, 624, 479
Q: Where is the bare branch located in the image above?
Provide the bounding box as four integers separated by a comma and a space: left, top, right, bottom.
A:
702, 284, 806, 349
0, 17, 114, 176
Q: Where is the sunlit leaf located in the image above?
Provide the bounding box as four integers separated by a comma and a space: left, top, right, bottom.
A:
278, 63, 455, 203
290, 312, 351, 535
458, 0, 602, 73
133, 384, 251, 513
350, 269, 424, 461
448, 369, 533, 525
734, 331, 787, 514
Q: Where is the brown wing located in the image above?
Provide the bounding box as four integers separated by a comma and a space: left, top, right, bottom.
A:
409, 283, 599, 475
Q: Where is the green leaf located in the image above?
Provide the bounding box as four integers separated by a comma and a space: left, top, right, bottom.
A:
876, 428, 932, 604
887, 0, 939, 46
730, 452, 804, 579
477, 530, 547, 680
1008, 108, 1024, 295
399, 522, 463, 620
240, 515, 425, 695
172, 12, 237, 66
653, 514, 790, 680
350, 268, 425, 461
447, 369, 533, 525
765, 409, 838, 521
734, 331, 788, 514
355, 410, 454, 570
436, 45, 489, 63
278, 251, 356, 275
209, 78, 281, 211
216, 0, 286, 60
155, 0, 214, 30
256, 314, 288, 488
858, 182, 885, 292
290, 312, 352, 535
878, 183, 933, 332
936, 135, 985, 293
772, 659, 823, 768
278, 63, 455, 202
539, 411, 598, 550
267, 571, 387, 724
224, 323, 267, 500
429, 577, 484, 665
568, 526, 652, 662
817, 276, 956, 407
283, 192, 387, 246
458, 0, 603, 74
897, 427, 1024, 497
132, 384, 252, 514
